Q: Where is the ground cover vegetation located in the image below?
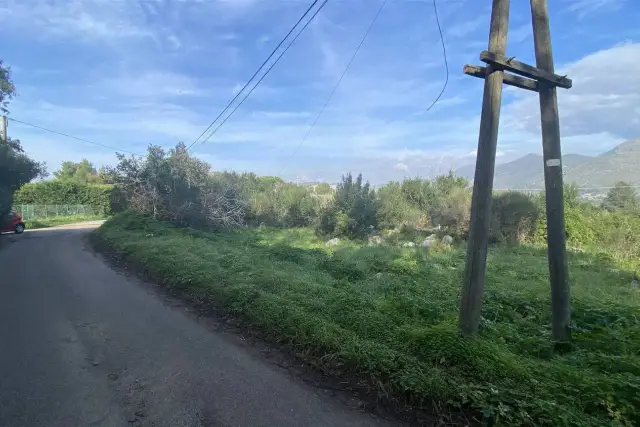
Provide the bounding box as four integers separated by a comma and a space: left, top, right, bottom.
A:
90, 144, 640, 426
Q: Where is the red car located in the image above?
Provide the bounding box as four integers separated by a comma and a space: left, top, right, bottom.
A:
1, 211, 25, 234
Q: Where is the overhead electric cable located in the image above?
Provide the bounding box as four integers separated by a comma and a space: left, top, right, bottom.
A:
278, 0, 388, 175
8, 117, 144, 156
187, 0, 325, 151
422, 0, 449, 113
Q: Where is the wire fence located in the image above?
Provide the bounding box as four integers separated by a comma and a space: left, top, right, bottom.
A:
14, 205, 97, 221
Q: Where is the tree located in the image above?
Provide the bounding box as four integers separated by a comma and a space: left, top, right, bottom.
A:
314, 183, 332, 195
318, 173, 378, 238
103, 143, 245, 229
0, 59, 45, 222
603, 181, 638, 211
0, 59, 16, 114
54, 159, 103, 184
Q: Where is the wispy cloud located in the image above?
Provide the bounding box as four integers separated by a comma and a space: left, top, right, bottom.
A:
564, 0, 627, 20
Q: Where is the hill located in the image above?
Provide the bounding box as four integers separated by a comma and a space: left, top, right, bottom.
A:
456, 138, 640, 190
564, 138, 640, 188
456, 153, 592, 189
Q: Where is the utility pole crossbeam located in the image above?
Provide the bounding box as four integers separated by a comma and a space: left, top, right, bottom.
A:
460, 0, 572, 342
480, 51, 572, 89
463, 65, 539, 93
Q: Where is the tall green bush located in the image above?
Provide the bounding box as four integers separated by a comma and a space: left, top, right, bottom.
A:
14, 181, 117, 215
491, 191, 541, 243
317, 173, 377, 238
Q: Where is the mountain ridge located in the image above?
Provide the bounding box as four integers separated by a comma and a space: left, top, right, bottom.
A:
455, 138, 640, 190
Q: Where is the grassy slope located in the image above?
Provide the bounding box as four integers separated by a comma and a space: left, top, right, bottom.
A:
94, 212, 640, 426
25, 214, 105, 230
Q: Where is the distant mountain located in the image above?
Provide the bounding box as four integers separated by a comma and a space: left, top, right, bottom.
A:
456, 138, 640, 190
455, 153, 593, 189
564, 139, 640, 189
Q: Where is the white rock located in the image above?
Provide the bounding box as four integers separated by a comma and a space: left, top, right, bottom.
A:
368, 235, 385, 246
442, 235, 454, 245
422, 239, 433, 248
402, 241, 416, 248
325, 238, 341, 247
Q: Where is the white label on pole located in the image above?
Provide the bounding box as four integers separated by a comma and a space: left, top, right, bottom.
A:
546, 159, 561, 167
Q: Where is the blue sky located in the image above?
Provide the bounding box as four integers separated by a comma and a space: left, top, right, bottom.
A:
1, 0, 639, 183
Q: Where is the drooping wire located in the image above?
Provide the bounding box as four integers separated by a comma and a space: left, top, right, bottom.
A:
278, 0, 388, 175
193, 0, 330, 150
422, 0, 448, 113
7, 117, 144, 156
187, 0, 325, 151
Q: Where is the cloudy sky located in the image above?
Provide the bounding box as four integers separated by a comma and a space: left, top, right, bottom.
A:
1, 0, 638, 183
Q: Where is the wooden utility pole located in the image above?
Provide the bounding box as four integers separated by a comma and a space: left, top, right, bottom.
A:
459, 0, 510, 336
530, 0, 571, 342
460, 0, 572, 341
0, 116, 7, 142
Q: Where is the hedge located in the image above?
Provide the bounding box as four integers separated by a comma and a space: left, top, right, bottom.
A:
14, 181, 119, 215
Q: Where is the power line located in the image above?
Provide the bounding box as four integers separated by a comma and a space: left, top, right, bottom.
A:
7, 117, 144, 156
192, 0, 329, 150
278, 0, 388, 175
187, 0, 325, 151
422, 0, 448, 113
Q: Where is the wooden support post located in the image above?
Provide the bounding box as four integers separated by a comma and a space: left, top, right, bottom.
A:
530, 0, 571, 342
459, 0, 510, 336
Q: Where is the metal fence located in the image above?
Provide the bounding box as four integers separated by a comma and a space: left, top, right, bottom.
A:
14, 205, 97, 220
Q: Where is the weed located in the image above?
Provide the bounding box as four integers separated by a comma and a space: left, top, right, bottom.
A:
95, 211, 640, 426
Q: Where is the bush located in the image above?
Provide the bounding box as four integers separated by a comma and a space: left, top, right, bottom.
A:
376, 173, 470, 235
212, 172, 319, 228
317, 173, 378, 238
14, 181, 117, 215
491, 191, 541, 243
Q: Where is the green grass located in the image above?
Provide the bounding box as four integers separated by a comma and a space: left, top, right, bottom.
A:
94, 211, 640, 426
25, 214, 106, 230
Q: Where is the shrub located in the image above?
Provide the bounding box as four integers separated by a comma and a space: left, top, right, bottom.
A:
317, 173, 378, 238
491, 191, 541, 243
14, 181, 115, 215
212, 172, 320, 228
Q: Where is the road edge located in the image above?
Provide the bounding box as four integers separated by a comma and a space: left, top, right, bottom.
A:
86, 230, 432, 426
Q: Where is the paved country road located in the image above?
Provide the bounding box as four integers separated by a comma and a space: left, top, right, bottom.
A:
0, 223, 399, 427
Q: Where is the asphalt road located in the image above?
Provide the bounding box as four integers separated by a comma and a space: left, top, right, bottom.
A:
0, 223, 397, 427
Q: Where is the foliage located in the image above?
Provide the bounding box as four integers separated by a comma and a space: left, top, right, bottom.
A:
14, 181, 116, 215
96, 211, 640, 426
603, 181, 639, 212
314, 182, 332, 195
376, 173, 470, 236
0, 60, 45, 222
0, 140, 45, 221
211, 172, 320, 228
491, 191, 541, 243
317, 173, 378, 238
0, 59, 16, 114
53, 159, 104, 184
102, 143, 245, 229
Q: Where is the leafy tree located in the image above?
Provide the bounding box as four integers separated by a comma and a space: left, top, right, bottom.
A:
103, 143, 245, 229
602, 181, 638, 212
54, 159, 103, 184
314, 182, 332, 195
318, 173, 377, 238
0, 60, 45, 221
0, 59, 16, 114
